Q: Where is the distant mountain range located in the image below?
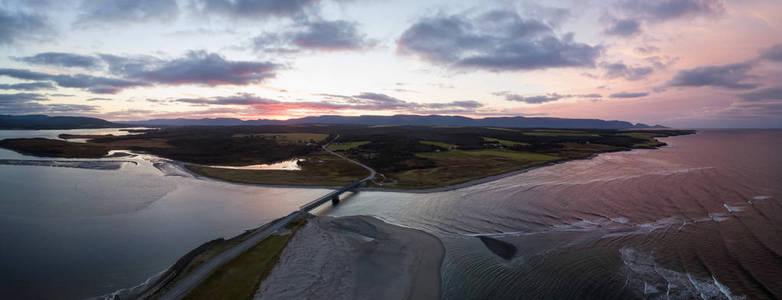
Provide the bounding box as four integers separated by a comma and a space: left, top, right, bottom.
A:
120, 115, 665, 129
0, 114, 121, 130
0, 114, 666, 130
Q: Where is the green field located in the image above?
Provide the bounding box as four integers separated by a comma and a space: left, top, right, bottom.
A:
384, 150, 562, 188
523, 130, 599, 137
418, 149, 559, 162
184, 218, 308, 300
485, 127, 519, 132
232, 133, 328, 143
185, 152, 367, 186
326, 141, 370, 151
420, 140, 457, 149
482, 137, 529, 147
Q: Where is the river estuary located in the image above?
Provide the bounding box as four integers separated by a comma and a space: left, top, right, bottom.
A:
0, 129, 780, 299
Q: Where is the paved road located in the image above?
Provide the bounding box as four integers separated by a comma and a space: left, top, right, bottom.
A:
322, 134, 376, 182
158, 134, 376, 299
159, 211, 301, 299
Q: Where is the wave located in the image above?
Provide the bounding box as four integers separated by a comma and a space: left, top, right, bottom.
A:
723, 203, 746, 213
540, 167, 715, 186
748, 195, 771, 204
619, 247, 745, 299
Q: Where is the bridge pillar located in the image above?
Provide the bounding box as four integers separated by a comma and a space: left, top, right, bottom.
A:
331, 194, 340, 206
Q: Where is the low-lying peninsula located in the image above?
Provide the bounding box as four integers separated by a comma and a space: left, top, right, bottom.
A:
0, 125, 694, 189
128, 214, 443, 299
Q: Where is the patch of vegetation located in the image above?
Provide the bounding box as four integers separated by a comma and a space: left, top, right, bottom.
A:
186, 152, 367, 186
0, 138, 109, 158
485, 127, 519, 132
183, 218, 308, 300
419, 149, 560, 161
420, 140, 457, 149
482, 137, 529, 147
326, 141, 370, 151
0, 124, 693, 189
524, 130, 599, 137
620, 132, 667, 147
143, 218, 289, 299
231, 133, 327, 144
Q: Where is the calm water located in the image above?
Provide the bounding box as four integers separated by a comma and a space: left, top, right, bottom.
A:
1, 129, 780, 299
326, 130, 782, 299
0, 129, 325, 299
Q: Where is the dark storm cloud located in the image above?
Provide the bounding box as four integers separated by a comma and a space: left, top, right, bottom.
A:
609, 91, 649, 98
619, 0, 724, 21
106, 50, 280, 86
604, 19, 641, 36
0, 81, 54, 91
739, 87, 782, 101
666, 62, 757, 90
761, 44, 782, 62
192, 0, 319, 19
397, 10, 601, 72
15, 52, 102, 69
253, 19, 372, 52
0, 7, 51, 45
601, 61, 653, 80
0, 68, 147, 94
74, 0, 179, 26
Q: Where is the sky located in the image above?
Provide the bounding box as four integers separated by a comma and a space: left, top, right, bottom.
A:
1, 0, 781, 128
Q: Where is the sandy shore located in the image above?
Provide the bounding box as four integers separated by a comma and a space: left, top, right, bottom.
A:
254, 215, 444, 300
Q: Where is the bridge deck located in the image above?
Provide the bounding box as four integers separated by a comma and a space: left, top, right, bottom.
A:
299, 179, 366, 212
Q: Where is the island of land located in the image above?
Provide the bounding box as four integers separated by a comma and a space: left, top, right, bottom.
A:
0, 125, 693, 190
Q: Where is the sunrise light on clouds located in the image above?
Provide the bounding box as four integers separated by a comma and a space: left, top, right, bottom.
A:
1, 0, 781, 127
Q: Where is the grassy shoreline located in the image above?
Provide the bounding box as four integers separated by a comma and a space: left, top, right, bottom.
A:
0, 126, 695, 190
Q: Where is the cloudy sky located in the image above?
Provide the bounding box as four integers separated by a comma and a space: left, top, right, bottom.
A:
1, 0, 781, 127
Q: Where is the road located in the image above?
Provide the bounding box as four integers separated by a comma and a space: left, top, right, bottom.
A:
322, 134, 376, 182
159, 211, 301, 299
158, 134, 376, 299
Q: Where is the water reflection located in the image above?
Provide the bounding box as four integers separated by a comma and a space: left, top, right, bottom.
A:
208, 159, 303, 170
0, 129, 327, 299
326, 130, 782, 299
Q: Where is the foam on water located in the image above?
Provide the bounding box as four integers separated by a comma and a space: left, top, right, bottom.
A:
723, 203, 745, 213
620, 247, 745, 299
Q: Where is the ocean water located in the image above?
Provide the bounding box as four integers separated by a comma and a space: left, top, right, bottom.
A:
326, 130, 782, 299
1, 129, 780, 299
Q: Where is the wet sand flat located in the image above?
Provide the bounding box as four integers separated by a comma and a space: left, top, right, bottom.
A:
254, 215, 444, 300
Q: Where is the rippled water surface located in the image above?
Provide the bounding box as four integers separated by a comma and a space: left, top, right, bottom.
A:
1, 129, 780, 299
326, 130, 782, 299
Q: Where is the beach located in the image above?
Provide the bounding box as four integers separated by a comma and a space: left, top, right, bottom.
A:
255, 215, 444, 300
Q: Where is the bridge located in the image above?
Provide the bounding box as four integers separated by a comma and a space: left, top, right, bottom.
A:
299, 178, 367, 211
298, 134, 376, 212
158, 134, 376, 299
